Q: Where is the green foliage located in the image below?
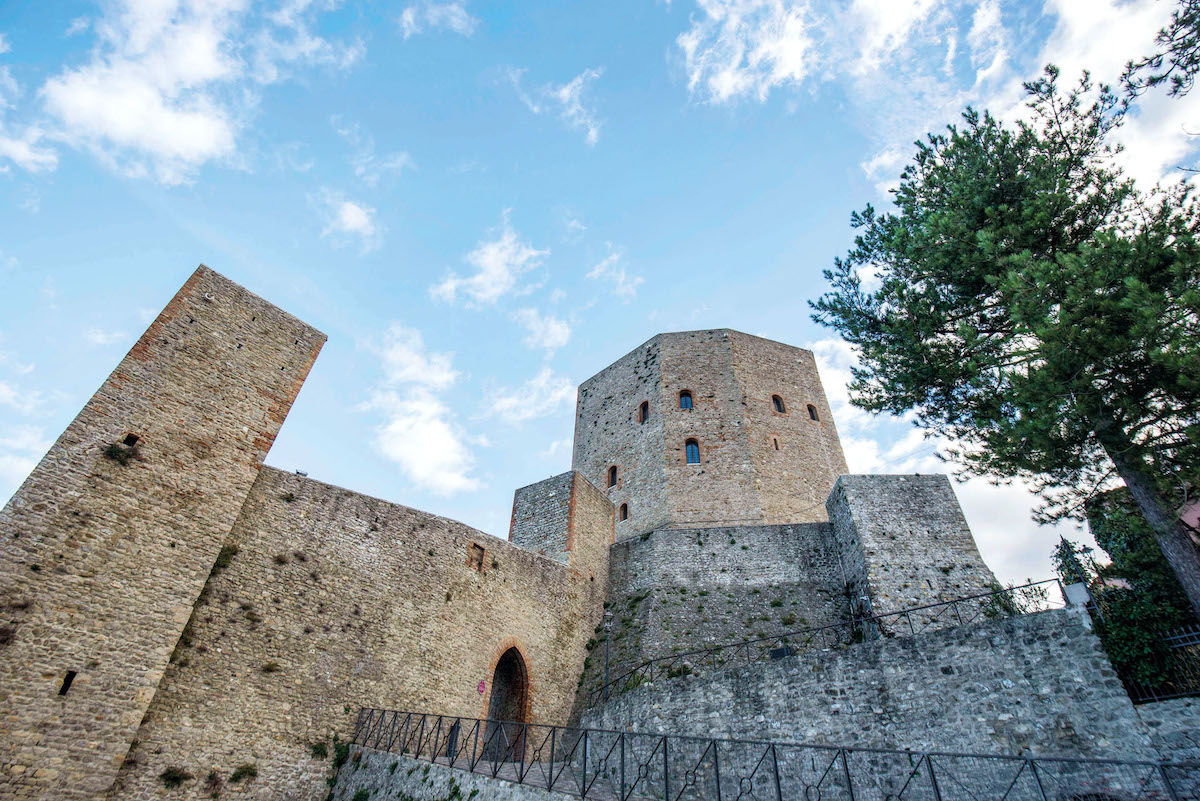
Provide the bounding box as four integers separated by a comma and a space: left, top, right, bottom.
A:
260, 661, 280, 673
159, 766, 193, 789
353, 789, 370, 801
104, 442, 139, 466
1124, 0, 1200, 98
229, 764, 257, 783
311, 742, 329, 760
811, 66, 1200, 607
204, 770, 222, 798
213, 544, 239, 573
388, 761, 398, 774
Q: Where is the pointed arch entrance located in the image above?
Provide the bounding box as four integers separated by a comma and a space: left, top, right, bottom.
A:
483, 645, 529, 761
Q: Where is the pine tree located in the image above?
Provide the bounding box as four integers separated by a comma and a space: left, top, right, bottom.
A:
811, 68, 1200, 618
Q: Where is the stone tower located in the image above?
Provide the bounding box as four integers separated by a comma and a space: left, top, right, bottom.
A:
572, 329, 848, 540
0, 266, 325, 800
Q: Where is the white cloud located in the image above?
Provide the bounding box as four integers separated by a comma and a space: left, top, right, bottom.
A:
0, 381, 42, 416
676, 0, 815, 104
311, 188, 381, 252
374, 323, 458, 390
361, 324, 480, 495
431, 212, 548, 305
34, 0, 362, 183
513, 308, 571, 352
332, 116, 414, 186
0, 32, 8, 54
508, 67, 604, 145
399, 1, 479, 39
484, 366, 575, 425
0, 65, 57, 173
84, 328, 129, 346
586, 247, 644, 300
540, 437, 572, 459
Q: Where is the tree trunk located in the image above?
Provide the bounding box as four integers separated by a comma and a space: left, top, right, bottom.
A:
1092, 412, 1200, 621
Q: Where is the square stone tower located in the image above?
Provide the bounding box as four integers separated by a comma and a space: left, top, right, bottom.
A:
572, 330, 848, 540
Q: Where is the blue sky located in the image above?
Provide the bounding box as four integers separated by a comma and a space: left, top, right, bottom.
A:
1, 0, 1196, 583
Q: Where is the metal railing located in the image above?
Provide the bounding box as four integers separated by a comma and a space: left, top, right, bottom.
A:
350, 708, 1199, 801
589, 580, 1066, 707
1126, 622, 1200, 704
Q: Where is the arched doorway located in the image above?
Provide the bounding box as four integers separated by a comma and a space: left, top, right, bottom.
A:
483, 647, 528, 761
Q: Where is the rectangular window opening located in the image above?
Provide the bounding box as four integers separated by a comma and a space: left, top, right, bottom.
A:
467, 543, 486, 572
122, 433, 140, 447
59, 670, 77, 696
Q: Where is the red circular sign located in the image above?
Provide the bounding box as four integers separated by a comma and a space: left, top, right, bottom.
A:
478, 680, 486, 695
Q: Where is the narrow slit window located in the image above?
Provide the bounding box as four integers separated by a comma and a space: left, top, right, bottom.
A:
679, 391, 693, 410
639, 401, 650, 424
773, 437, 779, 450
618, 503, 629, 521
607, 465, 618, 487
122, 433, 140, 447
685, 439, 700, 464
467, 543, 485, 572
59, 670, 76, 696
772, 395, 786, 414
807, 404, 819, 421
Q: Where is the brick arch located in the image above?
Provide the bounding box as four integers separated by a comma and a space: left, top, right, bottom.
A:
478, 637, 534, 725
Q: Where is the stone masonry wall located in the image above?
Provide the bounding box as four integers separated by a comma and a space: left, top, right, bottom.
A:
827, 474, 998, 620
0, 266, 324, 801
571, 523, 851, 721
105, 467, 612, 801
727, 331, 848, 525
1137, 698, 1200, 764
509, 472, 580, 566
582, 608, 1158, 761
331, 747, 559, 801
572, 330, 850, 542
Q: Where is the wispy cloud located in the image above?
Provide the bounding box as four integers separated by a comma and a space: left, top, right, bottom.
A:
586, 246, 643, 300
484, 366, 575, 425
513, 307, 571, 353
508, 66, 605, 145
399, 1, 479, 39
361, 324, 480, 495
431, 211, 548, 305
311, 188, 381, 252
84, 328, 128, 346
332, 116, 414, 186
28, 0, 362, 183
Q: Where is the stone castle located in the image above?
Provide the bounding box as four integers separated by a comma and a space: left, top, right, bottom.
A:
0, 266, 1194, 801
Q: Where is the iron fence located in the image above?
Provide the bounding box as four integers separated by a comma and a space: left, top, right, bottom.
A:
1125, 623, 1200, 704
589, 580, 1067, 707
351, 708, 1200, 801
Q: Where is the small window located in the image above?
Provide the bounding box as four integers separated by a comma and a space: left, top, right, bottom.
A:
618, 503, 629, 521
679, 391, 693, 410
607, 465, 617, 487
685, 439, 700, 464
772, 395, 786, 414
639, 401, 650, 424
59, 670, 77, 696
807, 404, 819, 421
467, 543, 485, 572
122, 433, 140, 447
773, 437, 779, 450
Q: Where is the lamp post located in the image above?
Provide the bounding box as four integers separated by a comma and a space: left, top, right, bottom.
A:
603, 609, 613, 701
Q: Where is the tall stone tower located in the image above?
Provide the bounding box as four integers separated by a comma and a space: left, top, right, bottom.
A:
0, 266, 325, 800
572, 329, 848, 540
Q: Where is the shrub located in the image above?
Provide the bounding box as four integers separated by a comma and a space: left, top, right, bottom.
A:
333, 738, 351, 771
388, 761, 398, 774
261, 662, 280, 673
353, 790, 370, 801
311, 742, 328, 759
213, 545, 239, 572
273, 554, 290, 565
160, 766, 193, 788
229, 764, 257, 783
104, 442, 138, 466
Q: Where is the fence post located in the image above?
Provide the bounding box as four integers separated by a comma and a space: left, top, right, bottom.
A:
548, 726, 557, 791
620, 733, 626, 801
840, 749, 857, 801
1028, 759, 1049, 801
663, 736, 670, 801
582, 730, 589, 799
351, 708, 367, 744
925, 756, 943, 801
1159, 764, 1183, 801
770, 744, 783, 801
519, 723, 527, 784
713, 741, 722, 801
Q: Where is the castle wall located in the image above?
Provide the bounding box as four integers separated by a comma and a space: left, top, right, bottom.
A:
105, 467, 612, 801
0, 267, 324, 801
509, 472, 611, 568
827, 474, 998, 619
572, 523, 850, 718
582, 608, 1157, 760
